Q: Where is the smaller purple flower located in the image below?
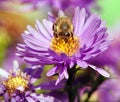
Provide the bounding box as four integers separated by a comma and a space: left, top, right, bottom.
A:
0, 61, 60, 102
0, 84, 6, 96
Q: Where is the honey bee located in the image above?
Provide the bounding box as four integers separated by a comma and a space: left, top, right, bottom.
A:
52, 16, 74, 42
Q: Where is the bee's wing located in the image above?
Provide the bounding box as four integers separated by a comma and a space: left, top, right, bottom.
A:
64, 6, 75, 20
48, 6, 75, 21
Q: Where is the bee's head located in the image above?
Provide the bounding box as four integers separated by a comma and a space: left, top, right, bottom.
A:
53, 16, 73, 38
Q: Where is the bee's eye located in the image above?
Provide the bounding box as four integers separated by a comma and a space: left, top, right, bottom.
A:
65, 32, 70, 37
52, 25, 54, 30
53, 24, 57, 31
59, 32, 63, 36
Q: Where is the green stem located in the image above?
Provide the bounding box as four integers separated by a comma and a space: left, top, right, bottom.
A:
85, 75, 105, 102
65, 65, 77, 102
77, 90, 81, 102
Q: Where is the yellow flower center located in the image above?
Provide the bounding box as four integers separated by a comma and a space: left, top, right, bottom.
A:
3, 70, 29, 95
50, 36, 80, 56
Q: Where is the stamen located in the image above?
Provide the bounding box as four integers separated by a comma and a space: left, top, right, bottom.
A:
2, 70, 30, 95
50, 36, 80, 56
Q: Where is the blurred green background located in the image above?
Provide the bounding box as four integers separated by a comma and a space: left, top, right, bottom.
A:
98, 0, 120, 26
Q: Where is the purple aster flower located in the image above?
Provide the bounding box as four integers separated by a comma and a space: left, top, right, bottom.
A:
0, 84, 6, 96
20, 0, 94, 8
47, 0, 96, 13
0, 61, 60, 102
20, 0, 96, 12
17, 7, 110, 85
45, 0, 95, 10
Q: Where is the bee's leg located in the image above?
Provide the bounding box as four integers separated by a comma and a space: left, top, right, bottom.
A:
64, 38, 67, 43
54, 32, 58, 38
71, 32, 74, 39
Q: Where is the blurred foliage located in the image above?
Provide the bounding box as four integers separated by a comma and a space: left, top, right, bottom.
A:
0, 29, 10, 65
0, 11, 33, 65
0, 11, 33, 42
